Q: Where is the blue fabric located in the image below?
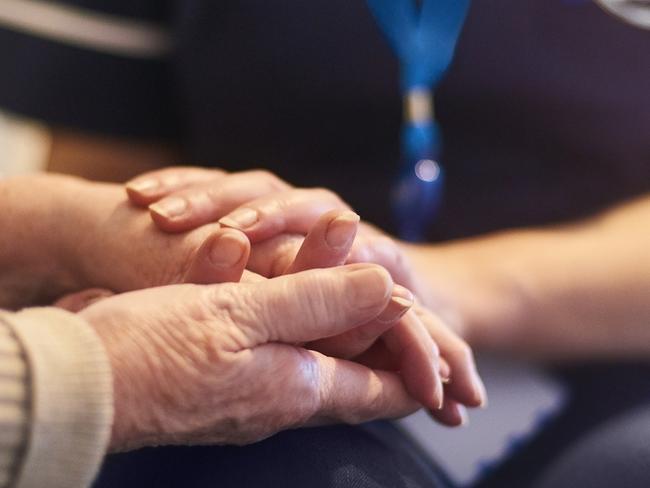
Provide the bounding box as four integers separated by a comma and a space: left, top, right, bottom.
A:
365, 0, 471, 90
366, 0, 470, 240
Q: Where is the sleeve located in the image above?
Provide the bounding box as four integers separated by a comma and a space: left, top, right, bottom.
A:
0, 0, 178, 139
0, 307, 113, 488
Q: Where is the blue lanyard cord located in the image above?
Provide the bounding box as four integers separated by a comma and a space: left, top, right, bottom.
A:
366, 0, 471, 241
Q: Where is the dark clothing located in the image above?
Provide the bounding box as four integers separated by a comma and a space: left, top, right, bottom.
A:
94, 423, 446, 488
479, 363, 650, 487
1, 1, 649, 486
1, 1, 647, 238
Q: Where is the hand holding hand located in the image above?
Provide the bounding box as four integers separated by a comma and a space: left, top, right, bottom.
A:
81, 265, 421, 451
126, 168, 487, 424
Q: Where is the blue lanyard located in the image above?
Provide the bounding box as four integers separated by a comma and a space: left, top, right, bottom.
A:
366, 0, 471, 241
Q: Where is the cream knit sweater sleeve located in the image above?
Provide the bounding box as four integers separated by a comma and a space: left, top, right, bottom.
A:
0, 308, 113, 488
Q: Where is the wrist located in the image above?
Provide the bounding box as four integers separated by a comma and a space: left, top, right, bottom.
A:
0, 174, 86, 306
57, 178, 130, 293
401, 235, 532, 350
48, 174, 103, 293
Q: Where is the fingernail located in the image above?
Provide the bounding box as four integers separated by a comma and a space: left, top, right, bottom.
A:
347, 266, 392, 309
392, 284, 414, 302
150, 197, 188, 219
434, 388, 444, 410
210, 232, 247, 268
376, 285, 414, 324
325, 211, 360, 249
458, 405, 470, 426
474, 371, 488, 408
81, 290, 114, 308
127, 179, 159, 195
219, 208, 258, 230
440, 358, 451, 384
433, 354, 444, 410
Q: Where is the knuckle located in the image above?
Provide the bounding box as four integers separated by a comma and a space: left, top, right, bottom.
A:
451, 342, 473, 363
310, 187, 346, 206
204, 184, 225, 206
287, 351, 322, 423
203, 284, 259, 349
248, 169, 289, 190
291, 272, 349, 329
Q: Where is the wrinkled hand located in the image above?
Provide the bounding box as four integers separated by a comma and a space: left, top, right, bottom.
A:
62, 178, 254, 294
81, 264, 422, 451
126, 167, 425, 298
126, 168, 487, 424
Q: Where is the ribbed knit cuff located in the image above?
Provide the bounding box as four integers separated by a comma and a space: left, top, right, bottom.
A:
0, 319, 29, 488
0, 308, 113, 488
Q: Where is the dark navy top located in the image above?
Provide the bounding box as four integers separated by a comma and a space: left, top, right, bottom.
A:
0, 0, 648, 239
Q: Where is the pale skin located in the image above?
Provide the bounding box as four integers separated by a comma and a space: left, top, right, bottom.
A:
0, 173, 486, 450
81, 265, 426, 451
124, 166, 650, 362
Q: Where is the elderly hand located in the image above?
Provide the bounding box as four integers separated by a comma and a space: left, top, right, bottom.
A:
125, 167, 425, 299
126, 168, 487, 425
0, 173, 244, 309
52, 175, 258, 295
81, 264, 421, 451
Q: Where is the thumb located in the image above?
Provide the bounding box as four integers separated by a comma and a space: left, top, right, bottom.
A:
183, 228, 250, 284
285, 209, 359, 274
231, 263, 394, 346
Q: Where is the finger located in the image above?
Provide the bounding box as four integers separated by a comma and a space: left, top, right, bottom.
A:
248, 234, 303, 278
415, 307, 487, 408
285, 209, 359, 274
148, 171, 290, 233
245, 206, 361, 279
240, 270, 266, 283
381, 311, 444, 411
347, 231, 414, 288
428, 398, 468, 427
440, 357, 451, 383
218, 188, 350, 242
126, 167, 226, 206
353, 337, 447, 380
183, 228, 250, 284
224, 264, 393, 346
251, 345, 420, 430
54, 288, 115, 312
307, 350, 421, 423
307, 284, 414, 358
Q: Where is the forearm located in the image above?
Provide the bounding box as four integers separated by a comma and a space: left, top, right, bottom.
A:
407, 196, 650, 360
0, 174, 85, 308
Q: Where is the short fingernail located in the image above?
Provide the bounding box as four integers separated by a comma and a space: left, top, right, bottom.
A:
347, 266, 392, 309
434, 387, 444, 410
439, 358, 451, 383
150, 197, 188, 219
219, 208, 258, 230
82, 290, 114, 307
474, 371, 488, 408
325, 211, 360, 249
433, 352, 444, 410
210, 231, 247, 268
127, 178, 160, 195
458, 405, 470, 426
376, 285, 414, 324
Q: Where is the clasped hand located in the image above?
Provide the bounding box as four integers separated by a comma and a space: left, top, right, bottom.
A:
56, 168, 486, 450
